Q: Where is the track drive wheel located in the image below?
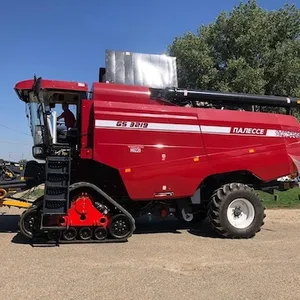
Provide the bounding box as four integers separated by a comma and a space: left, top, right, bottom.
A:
208, 183, 265, 239
108, 214, 133, 239
18, 205, 39, 239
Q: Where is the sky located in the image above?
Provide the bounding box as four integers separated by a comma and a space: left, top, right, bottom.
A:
0, 0, 298, 162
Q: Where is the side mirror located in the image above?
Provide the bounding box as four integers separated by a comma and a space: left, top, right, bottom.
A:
33, 75, 42, 97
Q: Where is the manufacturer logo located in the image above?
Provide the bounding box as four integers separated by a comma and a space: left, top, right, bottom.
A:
232, 127, 265, 135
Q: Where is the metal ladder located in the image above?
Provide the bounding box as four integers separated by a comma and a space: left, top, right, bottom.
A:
42, 146, 71, 216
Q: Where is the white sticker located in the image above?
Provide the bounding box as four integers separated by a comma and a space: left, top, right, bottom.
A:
129, 145, 143, 153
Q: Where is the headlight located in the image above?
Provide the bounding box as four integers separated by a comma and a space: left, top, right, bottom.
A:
32, 146, 44, 156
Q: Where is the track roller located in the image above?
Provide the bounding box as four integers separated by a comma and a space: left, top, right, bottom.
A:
62, 228, 77, 241
79, 227, 92, 240
48, 230, 61, 241
94, 227, 107, 240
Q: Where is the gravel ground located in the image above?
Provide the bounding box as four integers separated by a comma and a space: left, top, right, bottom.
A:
0, 207, 300, 300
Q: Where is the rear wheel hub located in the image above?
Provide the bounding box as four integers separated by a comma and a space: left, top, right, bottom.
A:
227, 198, 255, 229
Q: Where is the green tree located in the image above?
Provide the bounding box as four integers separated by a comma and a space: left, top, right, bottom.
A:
168, 0, 300, 101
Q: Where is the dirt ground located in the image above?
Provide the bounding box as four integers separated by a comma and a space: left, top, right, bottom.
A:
0, 207, 300, 300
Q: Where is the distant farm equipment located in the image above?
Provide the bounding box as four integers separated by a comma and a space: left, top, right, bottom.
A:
0, 159, 45, 208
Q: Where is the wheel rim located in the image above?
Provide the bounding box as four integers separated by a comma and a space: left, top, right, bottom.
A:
63, 228, 77, 241
94, 227, 107, 240
79, 227, 92, 240
20, 208, 37, 238
108, 214, 131, 239
227, 198, 255, 229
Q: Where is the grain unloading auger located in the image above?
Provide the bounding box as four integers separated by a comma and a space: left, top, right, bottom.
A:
160, 87, 300, 109
10, 50, 300, 245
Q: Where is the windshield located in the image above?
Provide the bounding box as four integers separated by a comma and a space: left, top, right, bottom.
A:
26, 91, 50, 147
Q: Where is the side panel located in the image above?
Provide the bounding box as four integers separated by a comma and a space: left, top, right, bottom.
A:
197, 108, 295, 181
92, 94, 300, 200
93, 101, 210, 200
276, 114, 300, 174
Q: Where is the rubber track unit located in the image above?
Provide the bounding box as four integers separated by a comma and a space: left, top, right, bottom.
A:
208, 183, 266, 239
19, 182, 136, 246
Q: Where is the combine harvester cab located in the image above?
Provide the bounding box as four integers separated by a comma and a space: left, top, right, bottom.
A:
10, 49, 300, 245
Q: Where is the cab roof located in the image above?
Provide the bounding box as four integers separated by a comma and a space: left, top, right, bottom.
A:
14, 79, 89, 102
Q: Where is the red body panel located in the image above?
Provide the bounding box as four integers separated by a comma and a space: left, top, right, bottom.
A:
91, 82, 150, 104
196, 109, 296, 181
93, 101, 206, 200
89, 83, 300, 200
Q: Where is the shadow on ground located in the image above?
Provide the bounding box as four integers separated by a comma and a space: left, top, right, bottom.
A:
0, 212, 226, 246
134, 215, 221, 239
0, 213, 20, 233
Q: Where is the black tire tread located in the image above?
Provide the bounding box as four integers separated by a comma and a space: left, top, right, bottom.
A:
18, 204, 39, 239
208, 182, 266, 239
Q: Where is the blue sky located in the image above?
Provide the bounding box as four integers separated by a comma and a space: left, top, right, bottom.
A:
0, 0, 297, 161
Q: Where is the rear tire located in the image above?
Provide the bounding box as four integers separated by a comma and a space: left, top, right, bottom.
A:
208, 183, 265, 238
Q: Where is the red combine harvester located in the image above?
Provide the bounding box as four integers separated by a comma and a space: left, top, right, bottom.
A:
13, 50, 300, 244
